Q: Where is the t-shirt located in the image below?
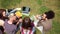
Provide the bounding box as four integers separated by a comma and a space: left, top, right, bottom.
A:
0, 30, 3, 34
31, 15, 52, 34
4, 20, 17, 34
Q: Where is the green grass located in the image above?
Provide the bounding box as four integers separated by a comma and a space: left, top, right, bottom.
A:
0, 0, 60, 34
37, 0, 42, 5
0, 0, 21, 8
38, 6, 50, 14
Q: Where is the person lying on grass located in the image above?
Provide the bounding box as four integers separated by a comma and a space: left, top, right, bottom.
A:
19, 17, 36, 34
30, 10, 55, 34
4, 13, 17, 34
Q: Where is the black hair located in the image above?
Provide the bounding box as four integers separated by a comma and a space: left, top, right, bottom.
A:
45, 10, 55, 19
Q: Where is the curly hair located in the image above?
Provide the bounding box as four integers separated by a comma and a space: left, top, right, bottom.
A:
45, 10, 55, 19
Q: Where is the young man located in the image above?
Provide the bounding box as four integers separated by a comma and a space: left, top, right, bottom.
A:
31, 10, 55, 34
4, 13, 17, 34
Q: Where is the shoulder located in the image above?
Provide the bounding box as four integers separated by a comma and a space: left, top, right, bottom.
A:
0, 19, 4, 26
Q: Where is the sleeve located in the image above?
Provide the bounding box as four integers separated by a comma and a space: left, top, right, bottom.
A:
30, 15, 39, 27
41, 20, 52, 31
30, 15, 44, 33
15, 23, 22, 33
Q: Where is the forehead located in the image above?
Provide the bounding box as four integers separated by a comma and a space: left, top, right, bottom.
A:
42, 14, 46, 16
3, 11, 6, 13
13, 15, 16, 17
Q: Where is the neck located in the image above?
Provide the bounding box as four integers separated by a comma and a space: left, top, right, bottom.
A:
8, 19, 13, 24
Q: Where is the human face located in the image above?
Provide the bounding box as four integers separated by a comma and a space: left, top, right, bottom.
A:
3, 11, 6, 16
13, 16, 16, 21
42, 14, 46, 19
25, 19, 29, 23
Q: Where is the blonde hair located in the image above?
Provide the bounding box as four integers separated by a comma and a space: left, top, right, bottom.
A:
8, 13, 15, 18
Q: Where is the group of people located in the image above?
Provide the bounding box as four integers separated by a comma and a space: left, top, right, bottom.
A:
0, 9, 55, 34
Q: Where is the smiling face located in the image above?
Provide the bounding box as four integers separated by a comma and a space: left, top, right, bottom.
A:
13, 16, 16, 21
9, 13, 17, 21
42, 14, 47, 19
24, 18, 30, 23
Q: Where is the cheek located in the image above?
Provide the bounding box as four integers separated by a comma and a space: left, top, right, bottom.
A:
3, 12, 6, 16
13, 17, 16, 20
19, 19, 22, 22
42, 14, 46, 18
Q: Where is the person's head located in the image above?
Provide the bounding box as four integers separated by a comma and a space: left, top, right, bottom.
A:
8, 13, 16, 21
22, 16, 32, 29
23, 17, 31, 23
0, 9, 6, 17
42, 10, 55, 19
0, 9, 6, 19
8, 13, 17, 24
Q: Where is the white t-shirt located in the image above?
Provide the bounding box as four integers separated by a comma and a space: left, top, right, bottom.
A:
30, 15, 44, 34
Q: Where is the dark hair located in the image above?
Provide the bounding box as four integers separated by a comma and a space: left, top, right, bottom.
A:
0, 9, 8, 21
0, 26, 4, 34
45, 10, 55, 19
22, 17, 32, 29
0, 9, 6, 19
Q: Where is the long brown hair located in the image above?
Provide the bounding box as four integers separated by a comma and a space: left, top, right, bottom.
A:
0, 9, 6, 34
0, 9, 8, 21
0, 9, 6, 19
22, 17, 32, 29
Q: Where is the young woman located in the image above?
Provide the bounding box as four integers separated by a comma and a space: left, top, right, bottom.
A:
20, 17, 36, 34
0, 9, 7, 34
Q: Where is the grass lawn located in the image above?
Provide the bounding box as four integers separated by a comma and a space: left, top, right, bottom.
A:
0, 0, 60, 34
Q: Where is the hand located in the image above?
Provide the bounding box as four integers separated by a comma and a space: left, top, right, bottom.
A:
35, 15, 40, 20
19, 18, 22, 23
